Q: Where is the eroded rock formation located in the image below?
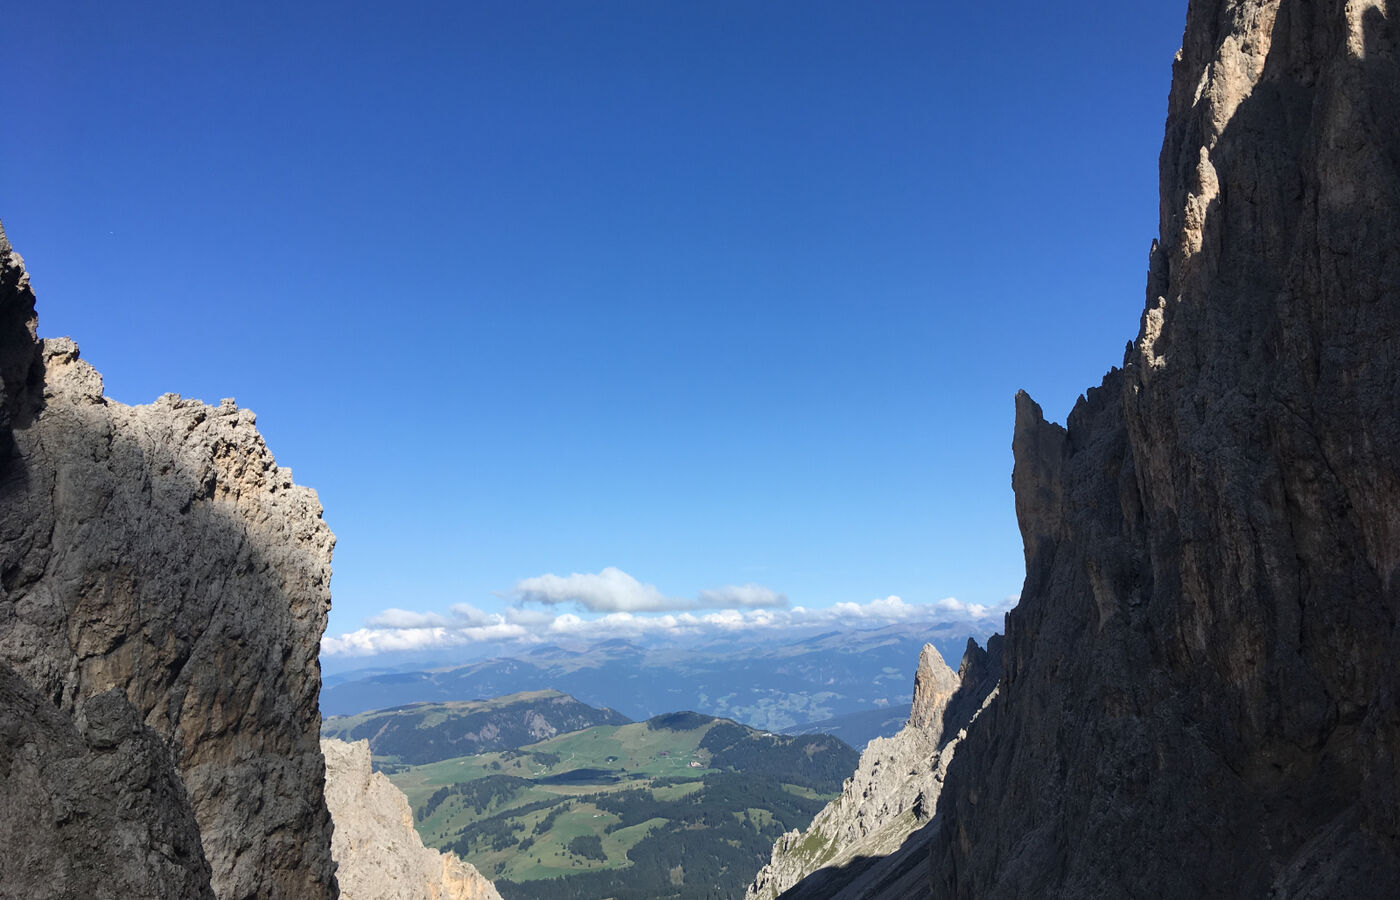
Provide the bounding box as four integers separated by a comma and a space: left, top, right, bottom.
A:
746, 640, 999, 900
0, 221, 338, 897
929, 1, 1400, 896
321, 738, 503, 900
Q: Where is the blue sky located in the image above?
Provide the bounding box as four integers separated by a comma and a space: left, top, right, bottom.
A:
3, 1, 1185, 659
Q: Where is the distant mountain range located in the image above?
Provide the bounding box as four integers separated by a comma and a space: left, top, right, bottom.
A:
320, 626, 982, 735
321, 690, 631, 765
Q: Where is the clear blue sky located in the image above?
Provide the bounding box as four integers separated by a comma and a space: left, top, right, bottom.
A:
3, 1, 1185, 657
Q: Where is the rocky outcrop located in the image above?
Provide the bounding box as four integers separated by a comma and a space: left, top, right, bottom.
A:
321, 739, 503, 900
929, 1, 1400, 897
907, 644, 959, 729
746, 640, 999, 900
0, 221, 338, 897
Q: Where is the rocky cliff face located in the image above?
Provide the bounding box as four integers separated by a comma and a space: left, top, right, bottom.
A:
0, 222, 338, 897
746, 640, 999, 900
929, 1, 1400, 896
321, 739, 503, 900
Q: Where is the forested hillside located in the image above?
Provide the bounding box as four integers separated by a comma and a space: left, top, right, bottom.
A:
384, 711, 856, 899
322, 690, 629, 764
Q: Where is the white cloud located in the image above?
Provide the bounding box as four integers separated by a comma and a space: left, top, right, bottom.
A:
320, 621, 531, 656
449, 603, 498, 627
513, 567, 678, 612
512, 567, 788, 613
830, 594, 924, 621
364, 608, 452, 629
501, 606, 557, 627
936, 597, 989, 618
696, 584, 788, 609
323, 590, 1016, 658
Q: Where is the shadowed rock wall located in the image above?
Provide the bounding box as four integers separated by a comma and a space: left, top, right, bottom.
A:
0, 663, 215, 899
930, 1, 1400, 896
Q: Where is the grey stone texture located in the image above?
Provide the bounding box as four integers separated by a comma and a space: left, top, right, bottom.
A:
0, 662, 215, 900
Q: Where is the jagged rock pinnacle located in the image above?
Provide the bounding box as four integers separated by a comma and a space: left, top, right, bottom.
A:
909, 643, 959, 730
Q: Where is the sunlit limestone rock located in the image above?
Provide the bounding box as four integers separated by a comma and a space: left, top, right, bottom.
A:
908, 644, 959, 729
322, 739, 504, 900
745, 640, 999, 900
927, 1, 1400, 897
0, 221, 337, 898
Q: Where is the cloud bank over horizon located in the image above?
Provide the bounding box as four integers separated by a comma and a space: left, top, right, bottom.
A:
322, 566, 1017, 657
511, 566, 787, 613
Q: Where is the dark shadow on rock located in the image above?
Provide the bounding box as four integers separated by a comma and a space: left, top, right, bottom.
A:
937, 634, 1002, 751
0, 662, 216, 899
0, 224, 45, 496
